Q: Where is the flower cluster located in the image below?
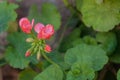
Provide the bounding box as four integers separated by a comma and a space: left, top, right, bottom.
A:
19, 17, 54, 59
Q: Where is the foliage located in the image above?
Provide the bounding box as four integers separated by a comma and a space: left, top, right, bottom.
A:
0, 1, 18, 32
5, 32, 38, 69
65, 44, 108, 80
0, 0, 120, 80
76, 0, 120, 31
18, 69, 37, 80
28, 3, 61, 31
96, 32, 117, 55
34, 65, 63, 80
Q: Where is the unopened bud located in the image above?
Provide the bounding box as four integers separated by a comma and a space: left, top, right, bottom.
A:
44, 44, 51, 53
26, 38, 34, 42
25, 50, 31, 57
37, 52, 41, 60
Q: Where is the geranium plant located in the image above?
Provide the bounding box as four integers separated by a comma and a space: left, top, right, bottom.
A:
0, 0, 120, 80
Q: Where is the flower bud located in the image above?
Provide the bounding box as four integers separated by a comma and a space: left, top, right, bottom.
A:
44, 44, 51, 53
37, 52, 41, 60
26, 38, 34, 42
25, 50, 31, 57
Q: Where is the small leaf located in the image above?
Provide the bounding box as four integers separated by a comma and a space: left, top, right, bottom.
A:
5, 32, 38, 69
96, 32, 117, 55
0, 1, 18, 32
34, 65, 63, 80
83, 36, 97, 45
18, 69, 37, 80
66, 63, 95, 80
117, 69, 120, 80
76, 0, 120, 31
28, 3, 61, 30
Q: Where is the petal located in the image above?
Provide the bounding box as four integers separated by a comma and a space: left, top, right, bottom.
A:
45, 24, 54, 35
31, 19, 34, 27
34, 23, 45, 33
19, 17, 30, 27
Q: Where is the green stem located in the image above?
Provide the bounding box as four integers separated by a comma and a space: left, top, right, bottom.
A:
30, 31, 36, 39
41, 52, 58, 66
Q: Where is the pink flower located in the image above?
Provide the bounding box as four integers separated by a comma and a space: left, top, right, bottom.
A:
19, 17, 34, 34
44, 44, 51, 53
34, 23, 45, 33
37, 24, 54, 39
25, 50, 31, 57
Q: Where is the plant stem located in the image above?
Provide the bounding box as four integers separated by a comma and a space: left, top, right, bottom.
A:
41, 52, 58, 66
30, 31, 36, 39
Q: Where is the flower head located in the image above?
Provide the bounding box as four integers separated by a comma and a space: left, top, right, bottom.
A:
19, 17, 55, 59
19, 17, 34, 34
37, 24, 54, 39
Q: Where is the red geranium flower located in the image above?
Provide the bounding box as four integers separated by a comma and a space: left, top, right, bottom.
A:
19, 17, 34, 34
37, 24, 54, 39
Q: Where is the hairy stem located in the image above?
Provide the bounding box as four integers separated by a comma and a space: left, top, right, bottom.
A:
30, 31, 36, 39
41, 52, 58, 66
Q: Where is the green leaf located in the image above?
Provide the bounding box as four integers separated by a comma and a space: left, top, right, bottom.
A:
59, 27, 81, 52
65, 44, 108, 80
65, 44, 108, 71
34, 65, 63, 80
110, 30, 120, 63
0, 1, 18, 32
76, 0, 120, 31
83, 36, 97, 45
96, 32, 117, 55
72, 36, 97, 47
5, 32, 38, 69
66, 63, 95, 80
117, 69, 120, 80
18, 69, 37, 80
28, 3, 61, 30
